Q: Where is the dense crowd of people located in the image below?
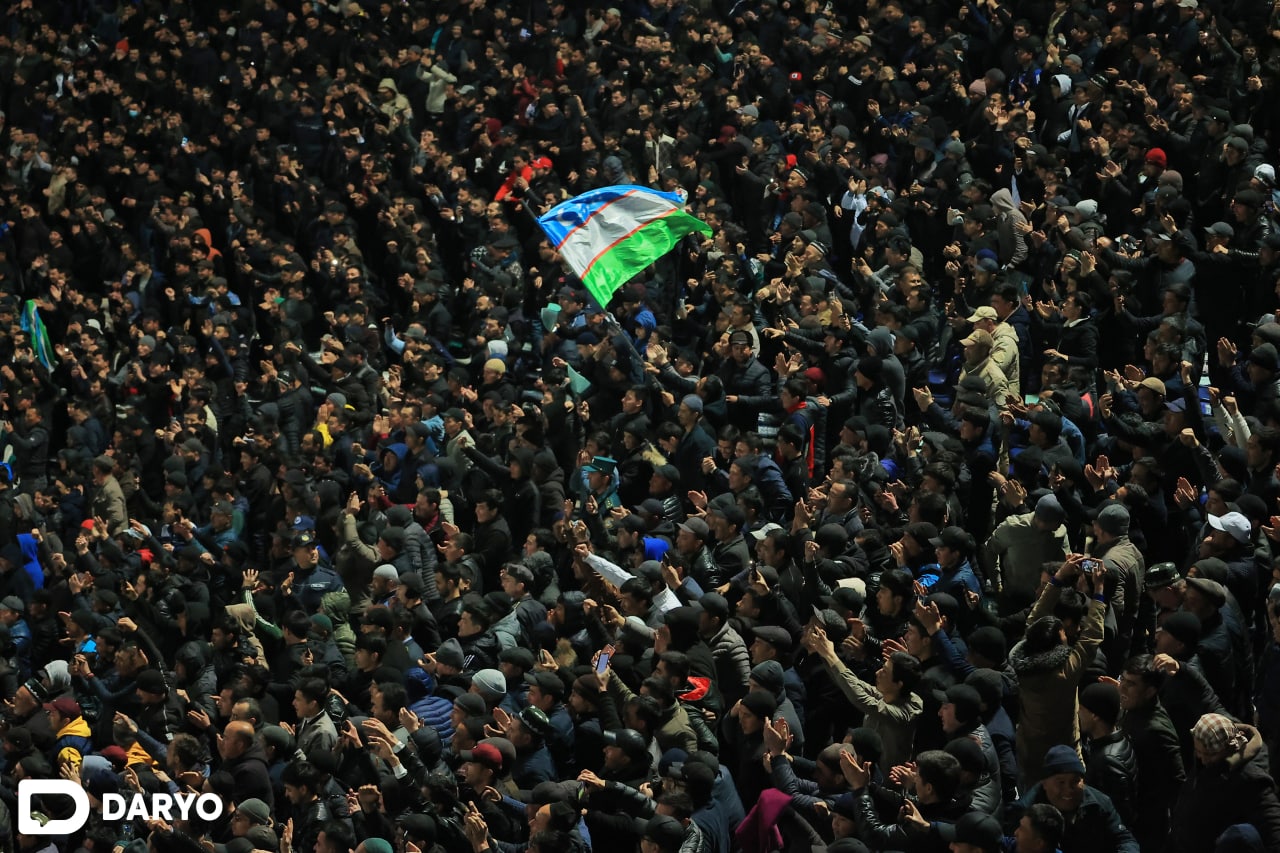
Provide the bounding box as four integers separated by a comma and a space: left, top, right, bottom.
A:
4, 1, 1280, 853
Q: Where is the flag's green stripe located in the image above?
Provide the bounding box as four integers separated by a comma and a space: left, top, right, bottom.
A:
21, 301, 53, 369
580, 213, 711, 307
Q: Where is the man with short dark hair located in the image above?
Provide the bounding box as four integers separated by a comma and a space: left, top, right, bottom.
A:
718, 329, 773, 432
395, 571, 441, 650
804, 625, 923, 770
1011, 803, 1065, 853
840, 749, 966, 847
281, 760, 333, 853
2, 405, 49, 495
1117, 655, 1185, 851
500, 563, 548, 640
1077, 682, 1137, 829
472, 489, 514, 590
292, 678, 338, 760
697, 593, 750, 709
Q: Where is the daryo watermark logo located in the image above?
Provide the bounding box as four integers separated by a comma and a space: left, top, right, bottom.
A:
18, 779, 224, 834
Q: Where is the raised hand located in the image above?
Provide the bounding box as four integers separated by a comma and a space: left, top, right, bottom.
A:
839, 749, 872, 789
762, 716, 792, 756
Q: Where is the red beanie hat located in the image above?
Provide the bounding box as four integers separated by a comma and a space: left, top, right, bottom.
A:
1145, 147, 1167, 168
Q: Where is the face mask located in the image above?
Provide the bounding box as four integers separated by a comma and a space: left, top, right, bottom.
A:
128, 109, 139, 118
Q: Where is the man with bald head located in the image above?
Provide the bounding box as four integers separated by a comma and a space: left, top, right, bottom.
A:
218, 719, 275, 807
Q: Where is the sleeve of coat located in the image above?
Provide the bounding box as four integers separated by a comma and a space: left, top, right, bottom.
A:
851, 786, 941, 850
338, 513, 376, 561
823, 660, 918, 724
1174, 659, 1228, 716
734, 361, 777, 409
1063, 598, 1106, 681
730, 637, 752, 688
413, 531, 439, 601
768, 755, 829, 815
1099, 790, 1141, 853
1007, 217, 1028, 267
1070, 324, 1099, 370
1249, 787, 1280, 853
1029, 581, 1062, 623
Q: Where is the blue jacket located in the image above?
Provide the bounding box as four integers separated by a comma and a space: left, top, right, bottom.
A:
285, 564, 344, 613
17, 533, 42, 590
512, 743, 557, 789
9, 617, 31, 677
407, 668, 455, 745
929, 558, 982, 599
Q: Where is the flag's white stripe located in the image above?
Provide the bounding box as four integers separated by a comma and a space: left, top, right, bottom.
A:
544, 188, 641, 248
557, 193, 680, 275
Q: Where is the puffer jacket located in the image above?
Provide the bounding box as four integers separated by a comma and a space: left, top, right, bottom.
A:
958, 721, 1003, 816
1169, 724, 1280, 853
718, 356, 774, 431
705, 623, 751, 704
50, 714, 93, 767
385, 505, 438, 603
405, 518, 439, 599
1084, 729, 1139, 829
406, 668, 455, 744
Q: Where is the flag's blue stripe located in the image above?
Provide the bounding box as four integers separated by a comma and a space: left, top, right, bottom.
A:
538, 185, 685, 246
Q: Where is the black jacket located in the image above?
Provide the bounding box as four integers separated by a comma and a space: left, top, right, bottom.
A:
1012, 783, 1138, 853
1120, 698, 1186, 851
1083, 729, 1138, 829
222, 740, 275, 809
1169, 724, 1280, 853
718, 356, 774, 431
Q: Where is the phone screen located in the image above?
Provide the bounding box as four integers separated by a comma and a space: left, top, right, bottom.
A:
596, 651, 611, 674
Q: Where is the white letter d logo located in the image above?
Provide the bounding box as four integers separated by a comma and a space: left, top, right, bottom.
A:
18, 779, 90, 835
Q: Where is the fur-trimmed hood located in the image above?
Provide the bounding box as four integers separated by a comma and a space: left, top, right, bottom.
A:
1008, 639, 1071, 676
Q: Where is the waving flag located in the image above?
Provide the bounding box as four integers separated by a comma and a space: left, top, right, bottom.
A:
537, 185, 711, 308
20, 300, 53, 370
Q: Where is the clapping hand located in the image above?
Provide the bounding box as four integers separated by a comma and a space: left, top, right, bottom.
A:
762, 716, 793, 757
839, 749, 872, 790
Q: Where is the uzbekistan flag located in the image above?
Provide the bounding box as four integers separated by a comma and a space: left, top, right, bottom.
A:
20, 300, 53, 370
537, 185, 712, 308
